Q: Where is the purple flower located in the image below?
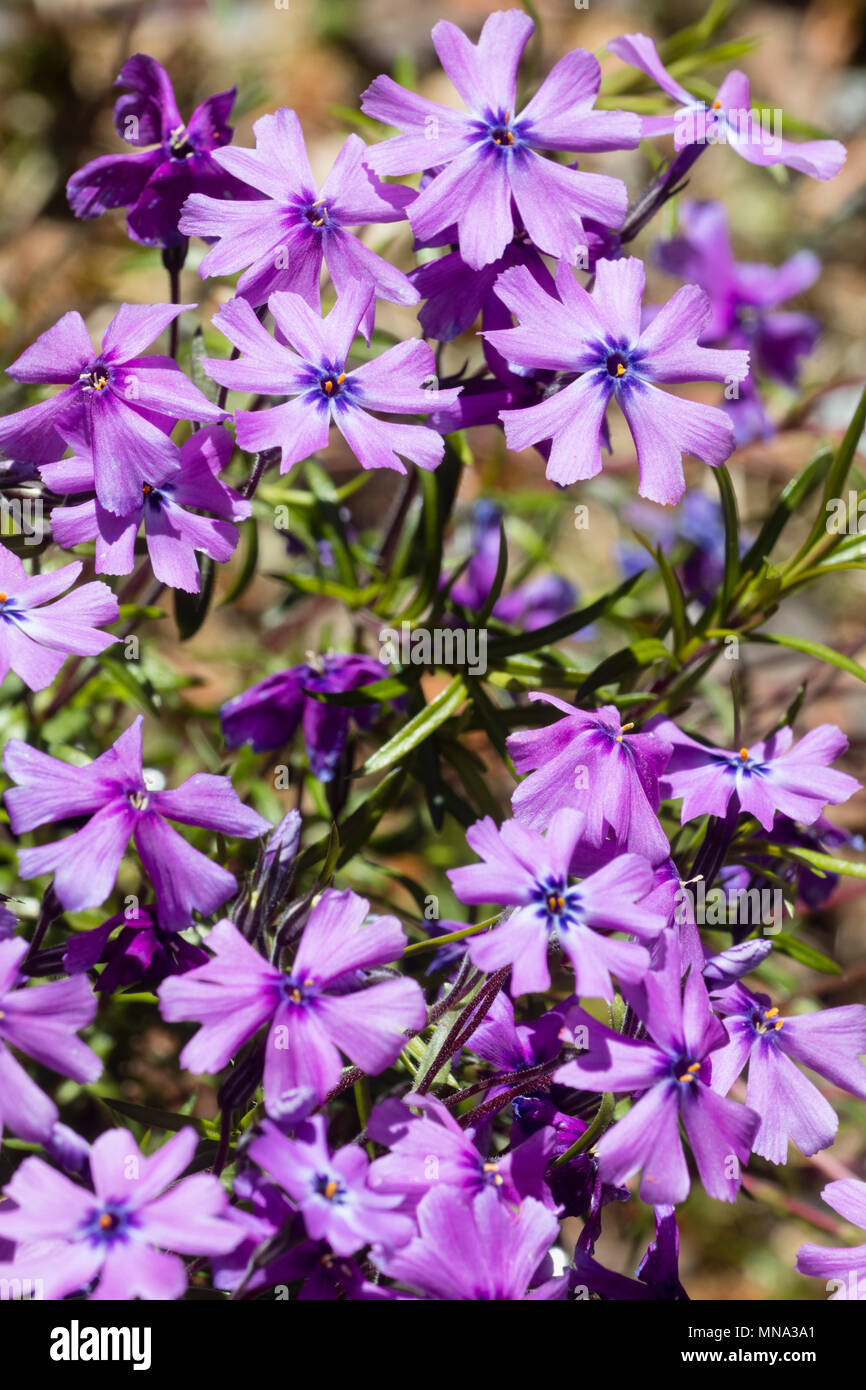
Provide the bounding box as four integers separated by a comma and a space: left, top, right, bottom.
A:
179, 109, 417, 334
652, 718, 860, 830
465, 990, 564, 1076
200, 283, 460, 475
609, 32, 846, 181
709, 983, 866, 1164
797, 1180, 866, 1295
158, 889, 426, 1106
367, 1092, 555, 1212
361, 11, 640, 270
66, 53, 250, 248
655, 200, 821, 443
448, 810, 665, 997
220, 650, 396, 780
373, 1185, 566, 1300
0, 936, 101, 1143
47, 423, 250, 594
3, 715, 269, 929
0, 546, 118, 691
507, 695, 673, 863
63, 905, 208, 995
571, 1204, 688, 1299
0, 303, 225, 511
557, 938, 760, 1204
486, 257, 749, 505
444, 500, 577, 631
0, 1127, 242, 1300
249, 1116, 415, 1256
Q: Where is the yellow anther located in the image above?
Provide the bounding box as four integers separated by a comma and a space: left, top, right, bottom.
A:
337, 372, 346, 384
289, 987, 303, 1003
99, 1214, 114, 1230
620, 722, 634, 733
615, 363, 627, 376
712, 98, 722, 110
0, 594, 6, 603
739, 747, 749, 761
324, 1179, 339, 1200
324, 380, 333, 393
765, 1007, 779, 1018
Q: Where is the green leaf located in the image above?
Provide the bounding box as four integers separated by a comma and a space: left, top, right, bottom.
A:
103, 1098, 217, 1137
710, 463, 740, 620
577, 638, 673, 699
174, 556, 216, 640
219, 517, 259, 606
485, 570, 642, 661
771, 932, 841, 975
360, 675, 467, 775
750, 632, 866, 684
740, 447, 832, 576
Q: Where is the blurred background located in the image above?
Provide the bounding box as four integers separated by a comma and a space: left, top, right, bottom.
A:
1, 0, 866, 1298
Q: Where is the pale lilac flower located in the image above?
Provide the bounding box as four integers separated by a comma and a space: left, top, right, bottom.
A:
486, 257, 750, 504
200, 282, 460, 475
361, 10, 640, 269
179, 109, 417, 336
0, 545, 118, 691
0, 1127, 242, 1300
609, 32, 846, 180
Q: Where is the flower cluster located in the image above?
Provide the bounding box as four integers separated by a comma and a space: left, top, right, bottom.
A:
0, 5, 860, 1307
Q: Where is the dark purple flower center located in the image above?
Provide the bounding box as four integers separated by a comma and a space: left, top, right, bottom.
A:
534, 876, 582, 933
672, 1056, 705, 1086
303, 200, 331, 229
605, 351, 630, 379
751, 1004, 784, 1036
319, 371, 347, 398
80, 364, 112, 393
81, 1202, 135, 1248
314, 1173, 347, 1203
280, 975, 318, 1006
0, 592, 21, 619
167, 125, 196, 160
725, 748, 766, 776
484, 109, 523, 150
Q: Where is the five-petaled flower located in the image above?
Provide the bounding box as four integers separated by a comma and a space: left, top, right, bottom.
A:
67, 52, 250, 248
3, 715, 269, 929
486, 257, 750, 505
361, 9, 640, 270
200, 281, 460, 475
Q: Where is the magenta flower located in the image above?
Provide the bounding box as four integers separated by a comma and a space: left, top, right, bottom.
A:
0, 303, 226, 512
652, 718, 861, 829
0, 545, 118, 692
447, 810, 665, 997
557, 939, 759, 1204
3, 715, 269, 929
66, 53, 250, 248
0, 935, 101, 1143
486, 257, 750, 505
47, 423, 250, 594
200, 283, 460, 474
0, 1127, 242, 1300
609, 32, 846, 181
710, 984, 866, 1164
179, 108, 417, 335
373, 1186, 567, 1300
158, 889, 426, 1105
249, 1116, 415, 1256
220, 651, 398, 780
367, 1092, 555, 1212
506, 695, 673, 863
361, 10, 640, 269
